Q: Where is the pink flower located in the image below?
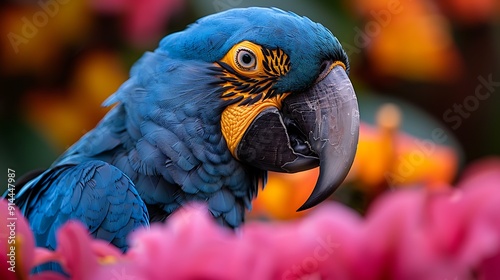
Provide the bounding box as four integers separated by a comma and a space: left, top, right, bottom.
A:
4, 157, 500, 279
0, 199, 130, 280
1, 199, 31, 280
457, 158, 500, 280
116, 158, 500, 279
360, 158, 500, 280
51, 221, 125, 280
0, 199, 64, 280
120, 203, 364, 280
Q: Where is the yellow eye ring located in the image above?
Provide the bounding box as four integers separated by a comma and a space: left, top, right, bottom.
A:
235, 48, 257, 70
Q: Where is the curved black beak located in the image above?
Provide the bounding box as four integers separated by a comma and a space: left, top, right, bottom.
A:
236, 65, 359, 211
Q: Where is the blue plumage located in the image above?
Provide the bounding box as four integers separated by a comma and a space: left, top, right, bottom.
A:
16, 161, 149, 251
158, 7, 346, 92
9, 7, 356, 271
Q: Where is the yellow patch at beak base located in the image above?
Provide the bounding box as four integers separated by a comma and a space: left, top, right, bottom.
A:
221, 94, 289, 158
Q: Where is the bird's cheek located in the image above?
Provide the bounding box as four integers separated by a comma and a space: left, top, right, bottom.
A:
221, 94, 288, 158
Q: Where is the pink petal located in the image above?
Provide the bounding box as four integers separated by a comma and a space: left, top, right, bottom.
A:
0, 198, 35, 279
91, 239, 123, 259
458, 157, 500, 190
55, 221, 100, 279
125, 0, 185, 46
33, 247, 61, 268
20, 157, 500, 279
456, 157, 500, 278
362, 189, 438, 279
30, 271, 69, 280
127, 204, 241, 279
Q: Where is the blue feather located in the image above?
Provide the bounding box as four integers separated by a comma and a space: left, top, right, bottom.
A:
16, 161, 149, 253
209, 189, 235, 213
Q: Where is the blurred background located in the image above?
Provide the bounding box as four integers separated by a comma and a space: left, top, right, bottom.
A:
1, 0, 499, 219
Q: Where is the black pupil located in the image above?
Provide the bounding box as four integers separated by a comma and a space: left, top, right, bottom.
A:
242, 53, 253, 65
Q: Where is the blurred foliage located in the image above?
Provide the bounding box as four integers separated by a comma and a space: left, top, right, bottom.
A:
0, 0, 499, 218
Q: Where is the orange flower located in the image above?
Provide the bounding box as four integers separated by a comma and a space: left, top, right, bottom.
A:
0, 0, 92, 76
351, 0, 463, 82
250, 169, 319, 220
23, 51, 128, 149
350, 103, 458, 193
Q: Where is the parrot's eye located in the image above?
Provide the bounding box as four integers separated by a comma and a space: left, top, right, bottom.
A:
235, 48, 257, 70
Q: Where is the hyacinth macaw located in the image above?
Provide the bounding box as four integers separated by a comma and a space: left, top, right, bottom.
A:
12, 7, 359, 252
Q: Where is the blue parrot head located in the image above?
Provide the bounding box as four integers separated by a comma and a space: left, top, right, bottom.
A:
110, 7, 359, 211
158, 7, 349, 94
